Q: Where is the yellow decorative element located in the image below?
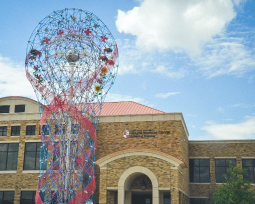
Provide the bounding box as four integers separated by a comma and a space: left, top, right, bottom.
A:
95, 85, 101, 92
101, 67, 108, 74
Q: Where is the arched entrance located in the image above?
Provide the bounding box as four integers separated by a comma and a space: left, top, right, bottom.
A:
131, 174, 152, 204
118, 166, 159, 204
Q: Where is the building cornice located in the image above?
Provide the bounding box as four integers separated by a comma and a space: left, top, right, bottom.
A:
189, 139, 255, 144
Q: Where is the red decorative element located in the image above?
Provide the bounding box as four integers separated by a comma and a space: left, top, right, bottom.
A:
33, 66, 39, 71
85, 28, 91, 35
57, 30, 64, 35
27, 45, 119, 204
43, 37, 50, 44
99, 56, 108, 62
105, 60, 114, 66
100, 35, 108, 42
30, 49, 42, 57
104, 48, 112, 53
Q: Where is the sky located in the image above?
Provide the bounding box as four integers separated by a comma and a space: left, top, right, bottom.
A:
0, 0, 254, 140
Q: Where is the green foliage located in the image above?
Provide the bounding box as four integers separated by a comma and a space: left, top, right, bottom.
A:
213, 164, 255, 204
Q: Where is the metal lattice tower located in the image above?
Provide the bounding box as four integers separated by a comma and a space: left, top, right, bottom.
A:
25, 8, 118, 204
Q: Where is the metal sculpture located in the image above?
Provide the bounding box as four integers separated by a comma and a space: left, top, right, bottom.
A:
25, 8, 118, 204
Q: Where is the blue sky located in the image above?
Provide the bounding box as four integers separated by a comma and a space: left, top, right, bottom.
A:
0, 0, 254, 140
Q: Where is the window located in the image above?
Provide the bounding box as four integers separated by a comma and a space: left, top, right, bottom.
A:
190, 198, 209, 204
26, 125, 36, 136
20, 191, 36, 204
41, 125, 49, 135
0, 191, 15, 204
190, 159, 210, 183
0, 126, 7, 136
11, 126, 20, 136
15, 104, 25, 113
0, 105, 10, 113
24, 142, 46, 170
55, 124, 65, 135
215, 159, 236, 183
242, 159, 255, 183
0, 143, 19, 171
163, 192, 171, 204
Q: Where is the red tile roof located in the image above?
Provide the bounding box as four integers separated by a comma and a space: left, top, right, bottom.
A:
0, 96, 164, 115
100, 101, 164, 115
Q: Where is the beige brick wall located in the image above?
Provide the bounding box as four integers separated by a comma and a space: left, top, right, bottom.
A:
0, 118, 189, 204
0, 119, 40, 204
189, 142, 255, 197
96, 120, 186, 161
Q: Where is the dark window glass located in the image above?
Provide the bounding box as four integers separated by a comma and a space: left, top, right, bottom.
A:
0, 143, 18, 171
0, 191, 15, 204
0, 105, 10, 113
11, 126, 20, 136
15, 105, 25, 113
190, 198, 209, 204
243, 159, 255, 183
0, 126, 7, 136
215, 159, 236, 183
190, 159, 210, 183
26, 125, 36, 135
55, 124, 65, 135
20, 191, 36, 204
163, 192, 171, 204
24, 142, 46, 170
41, 125, 49, 135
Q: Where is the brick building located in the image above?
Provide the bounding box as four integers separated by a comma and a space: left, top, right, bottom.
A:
0, 96, 255, 204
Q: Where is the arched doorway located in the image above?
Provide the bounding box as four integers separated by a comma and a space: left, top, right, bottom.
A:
131, 174, 152, 204
118, 166, 159, 204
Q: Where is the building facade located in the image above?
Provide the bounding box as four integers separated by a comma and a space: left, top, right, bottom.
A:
0, 96, 254, 204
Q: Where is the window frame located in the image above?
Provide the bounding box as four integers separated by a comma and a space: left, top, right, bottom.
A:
14, 104, 25, 113
215, 158, 236, 183
0, 126, 7, 136
40, 125, 50, 135
23, 142, 42, 170
20, 191, 36, 204
189, 159, 210, 183
0, 105, 10, 113
0, 191, 15, 204
26, 125, 36, 136
0, 143, 19, 171
11, 126, 20, 136
242, 159, 255, 183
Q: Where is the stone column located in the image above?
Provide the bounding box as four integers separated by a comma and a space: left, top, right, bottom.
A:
170, 167, 179, 204
153, 187, 160, 204
99, 166, 107, 204
118, 186, 125, 204
125, 191, 131, 204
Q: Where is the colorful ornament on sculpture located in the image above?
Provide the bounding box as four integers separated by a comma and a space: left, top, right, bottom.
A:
25, 8, 118, 204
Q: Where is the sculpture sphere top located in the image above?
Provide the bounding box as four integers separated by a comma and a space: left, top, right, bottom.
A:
25, 8, 118, 104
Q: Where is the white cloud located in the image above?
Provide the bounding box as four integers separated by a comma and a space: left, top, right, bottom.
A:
201, 116, 255, 139
0, 55, 35, 99
116, 0, 240, 55
105, 93, 150, 105
195, 37, 255, 78
151, 65, 187, 79
155, 92, 180, 99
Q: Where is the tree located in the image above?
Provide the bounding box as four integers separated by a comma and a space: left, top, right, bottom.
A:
213, 164, 255, 204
